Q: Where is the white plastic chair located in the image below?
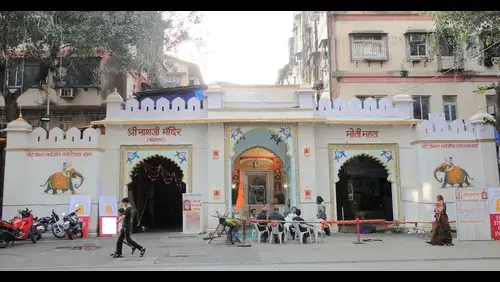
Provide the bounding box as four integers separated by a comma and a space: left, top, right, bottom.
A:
251, 222, 269, 243
311, 221, 325, 243
293, 222, 310, 244
269, 223, 285, 244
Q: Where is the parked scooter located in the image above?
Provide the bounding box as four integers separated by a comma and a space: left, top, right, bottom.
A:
53, 206, 84, 240
0, 208, 38, 246
33, 210, 61, 238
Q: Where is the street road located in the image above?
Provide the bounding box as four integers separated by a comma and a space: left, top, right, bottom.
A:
1, 233, 499, 271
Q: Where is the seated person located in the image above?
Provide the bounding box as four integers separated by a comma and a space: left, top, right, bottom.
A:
256, 206, 270, 241
268, 207, 286, 243
284, 206, 297, 234
292, 209, 312, 243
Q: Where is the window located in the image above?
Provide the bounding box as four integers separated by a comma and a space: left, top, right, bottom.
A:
7, 63, 23, 87
443, 95, 457, 121
439, 36, 457, 57
189, 79, 195, 86
356, 95, 387, 108
6, 62, 41, 88
65, 64, 97, 86
486, 95, 496, 115
350, 34, 388, 61
165, 75, 181, 87
407, 33, 430, 59
412, 96, 430, 120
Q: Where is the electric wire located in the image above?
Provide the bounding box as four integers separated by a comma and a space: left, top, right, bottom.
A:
392, 37, 500, 96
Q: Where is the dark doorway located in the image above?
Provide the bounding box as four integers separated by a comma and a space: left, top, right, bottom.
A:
127, 154, 186, 232
336, 156, 393, 223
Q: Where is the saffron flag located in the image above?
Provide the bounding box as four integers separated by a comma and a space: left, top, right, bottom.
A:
235, 172, 244, 213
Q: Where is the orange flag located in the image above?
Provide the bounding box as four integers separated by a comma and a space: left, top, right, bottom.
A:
235, 172, 245, 213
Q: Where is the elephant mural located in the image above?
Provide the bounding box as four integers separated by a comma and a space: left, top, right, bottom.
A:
433, 157, 474, 188
40, 162, 85, 195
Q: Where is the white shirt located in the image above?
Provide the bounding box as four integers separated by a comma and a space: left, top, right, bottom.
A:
285, 213, 296, 222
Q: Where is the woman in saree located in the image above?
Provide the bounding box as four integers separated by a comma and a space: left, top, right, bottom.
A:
427, 195, 454, 246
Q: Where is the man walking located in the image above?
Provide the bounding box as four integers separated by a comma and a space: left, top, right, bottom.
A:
111, 197, 146, 258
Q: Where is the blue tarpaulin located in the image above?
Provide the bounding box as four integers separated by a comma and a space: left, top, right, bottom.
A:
496, 128, 500, 145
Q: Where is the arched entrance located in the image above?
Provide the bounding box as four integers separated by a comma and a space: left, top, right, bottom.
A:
127, 154, 186, 231
336, 155, 393, 224
232, 147, 285, 217
228, 126, 295, 215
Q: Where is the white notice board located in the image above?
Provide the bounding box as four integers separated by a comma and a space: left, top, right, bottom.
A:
455, 188, 492, 241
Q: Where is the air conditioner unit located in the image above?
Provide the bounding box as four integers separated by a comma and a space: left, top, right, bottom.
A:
310, 11, 322, 21
60, 88, 75, 99
438, 56, 464, 72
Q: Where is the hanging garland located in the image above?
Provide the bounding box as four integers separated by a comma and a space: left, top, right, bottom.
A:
143, 163, 182, 187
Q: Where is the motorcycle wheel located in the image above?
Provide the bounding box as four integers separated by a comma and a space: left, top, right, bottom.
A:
75, 222, 84, 238
29, 227, 37, 243
67, 230, 73, 240
52, 225, 66, 239
0, 238, 8, 248
0, 232, 8, 249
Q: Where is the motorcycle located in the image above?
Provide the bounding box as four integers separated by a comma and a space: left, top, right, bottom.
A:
53, 206, 84, 240
33, 210, 61, 238
0, 208, 38, 246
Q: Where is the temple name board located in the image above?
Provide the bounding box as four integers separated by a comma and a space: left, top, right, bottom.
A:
346, 128, 379, 138
127, 126, 182, 137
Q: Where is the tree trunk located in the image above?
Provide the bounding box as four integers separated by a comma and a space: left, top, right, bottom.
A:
3, 93, 19, 123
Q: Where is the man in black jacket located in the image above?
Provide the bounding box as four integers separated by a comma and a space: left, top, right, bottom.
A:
256, 206, 270, 241
111, 198, 146, 258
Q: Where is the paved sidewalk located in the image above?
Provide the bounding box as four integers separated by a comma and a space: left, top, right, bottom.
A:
1, 232, 499, 271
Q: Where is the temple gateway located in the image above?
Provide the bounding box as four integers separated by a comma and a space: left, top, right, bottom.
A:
2, 84, 499, 234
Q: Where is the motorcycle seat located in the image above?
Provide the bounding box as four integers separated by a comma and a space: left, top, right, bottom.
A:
0, 220, 13, 225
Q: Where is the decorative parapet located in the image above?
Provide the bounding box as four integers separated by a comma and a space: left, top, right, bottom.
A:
416, 112, 495, 140
28, 127, 100, 148
315, 94, 414, 119
100, 87, 418, 122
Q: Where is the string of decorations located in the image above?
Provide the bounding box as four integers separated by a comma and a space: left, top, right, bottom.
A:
143, 163, 182, 187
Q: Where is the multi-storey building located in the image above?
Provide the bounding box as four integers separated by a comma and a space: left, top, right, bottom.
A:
276, 11, 331, 99
279, 11, 499, 120
0, 54, 204, 132
161, 55, 205, 87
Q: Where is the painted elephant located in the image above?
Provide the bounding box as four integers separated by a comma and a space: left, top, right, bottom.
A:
433, 162, 473, 188
40, 168, 85, 195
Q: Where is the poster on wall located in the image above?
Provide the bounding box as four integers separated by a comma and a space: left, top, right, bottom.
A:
69, 195, 92, 216
488, 188, 500, 240
182, 193, 202, 235
98, 196, 118, 216
455, 188, 491, 241
98, 196, 118, 237
69, 195, 92, 238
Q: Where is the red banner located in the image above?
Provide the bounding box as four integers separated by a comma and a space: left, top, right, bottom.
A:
490, 214, 500, 240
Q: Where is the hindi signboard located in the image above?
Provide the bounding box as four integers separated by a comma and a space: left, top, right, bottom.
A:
488, 188, 500, 240
455, 188, 492, 241
182, 193, 202, 235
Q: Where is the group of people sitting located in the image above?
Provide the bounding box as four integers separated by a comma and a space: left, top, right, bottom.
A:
254, 205, 326, 243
